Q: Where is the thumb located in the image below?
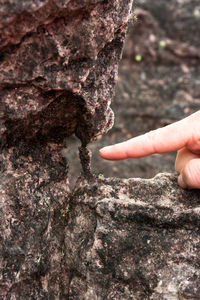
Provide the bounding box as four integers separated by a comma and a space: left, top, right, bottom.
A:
178, 158, 200, 189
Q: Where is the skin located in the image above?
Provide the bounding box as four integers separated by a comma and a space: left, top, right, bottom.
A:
99, 110, 200, 189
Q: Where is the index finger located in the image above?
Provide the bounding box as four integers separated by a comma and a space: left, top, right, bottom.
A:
99, 114, 195, 160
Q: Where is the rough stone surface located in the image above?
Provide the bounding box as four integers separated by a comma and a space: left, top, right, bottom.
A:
1, 0, 200, 299
65, 174, 200, 300
0, 0, 133, 147
0, 143, 70, 299
0, 0, 133, 298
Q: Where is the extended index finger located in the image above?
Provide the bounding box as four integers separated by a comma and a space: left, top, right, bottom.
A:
99, 114, 194, 160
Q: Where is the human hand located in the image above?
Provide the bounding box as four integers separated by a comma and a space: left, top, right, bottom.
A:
99, 111, 200, 189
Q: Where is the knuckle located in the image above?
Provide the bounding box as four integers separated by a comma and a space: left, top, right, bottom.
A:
144, 130, 159, 153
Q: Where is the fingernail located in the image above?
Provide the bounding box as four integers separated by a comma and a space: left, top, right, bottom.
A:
178, 174, 188, 189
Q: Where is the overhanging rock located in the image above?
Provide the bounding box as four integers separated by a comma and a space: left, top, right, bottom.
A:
0, 0, 133, 146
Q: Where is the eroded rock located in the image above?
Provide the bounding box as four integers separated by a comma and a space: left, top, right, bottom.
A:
0, 0, 133, 147
0, 143, 70, 298
74, 0, 200, 181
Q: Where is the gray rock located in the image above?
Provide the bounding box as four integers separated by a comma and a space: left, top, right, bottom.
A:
124, 0, 200, 63
65, 174, 200, 299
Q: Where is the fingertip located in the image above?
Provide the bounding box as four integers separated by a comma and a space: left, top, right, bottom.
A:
99, 146, 113, 159
99, 144, 128, 160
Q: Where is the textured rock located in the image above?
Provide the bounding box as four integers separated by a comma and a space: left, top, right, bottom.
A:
1, 0, 200, 299
0, 0, 133, 147
65, 174, 200, 299
0, 142, 71, 299
0, 0, 133, 298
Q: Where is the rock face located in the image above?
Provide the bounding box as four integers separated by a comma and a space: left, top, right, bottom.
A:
1, 0, 200, 300
0, 0, 133, 146
66, 174, 200, 299
0, 0, 133, 298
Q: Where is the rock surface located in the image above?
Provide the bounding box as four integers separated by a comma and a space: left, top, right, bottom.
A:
0, 0, 133, 147
66, 174, 200, 300
1, 0, 200, 299
0, 0, 133, 298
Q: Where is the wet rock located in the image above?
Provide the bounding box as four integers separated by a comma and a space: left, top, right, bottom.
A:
65, 173, 200, 300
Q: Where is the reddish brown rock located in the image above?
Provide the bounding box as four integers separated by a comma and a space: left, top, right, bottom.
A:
0, 0, 133, 146
1, 0, 200, 299
0, 0, 133, 298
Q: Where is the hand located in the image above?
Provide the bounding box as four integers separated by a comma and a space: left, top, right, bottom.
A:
99, 111, 200, 189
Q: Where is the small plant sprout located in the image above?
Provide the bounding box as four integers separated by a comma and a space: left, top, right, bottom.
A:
135, 54, 142, 62
194, 8, 200, 18
129, 12, 138, 23
159, 40, 167, 49
60, 206, 70, 217
98, 173, 105, 180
